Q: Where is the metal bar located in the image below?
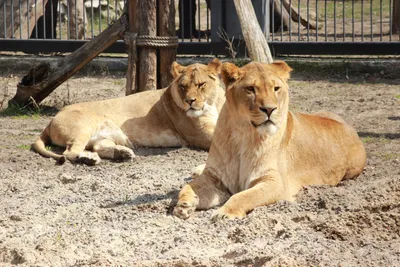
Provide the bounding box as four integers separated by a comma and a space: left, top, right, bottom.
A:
206, 0, 209, 42
189, 0, 193, 41
389, 0, 392, 41
181, 0, 184, 42
352, 0, 354, 42
11, 0, 14, 38
272, 0, 275, 41
67, 0, 70, 39
1, 39, 400, 55
281, 0, 283, 41
298, 0, 301, 41
307, 0, 310, 41
35, 0, 38, 38
361, 0, 364, 41
50, 0, 54, 39
3, 0, 6, 38
198, 0, 201, 41
334, 0, 337, 41
19, 0, 22, 38
324, 0, 327, 41
99, 0, 101, 34
316, 0, 318, 41
370, 0, 373, 41
91, 0, 94, 38
27, 0, 30, 39
380, 0, 383, 41
289, 0, 292, 41
107, 0, 109, 25
342, 0, 345, 41
76, 0, 78, 38
58, 0, 61, 39
83, 0, 86, 39
43, 0, 46, 38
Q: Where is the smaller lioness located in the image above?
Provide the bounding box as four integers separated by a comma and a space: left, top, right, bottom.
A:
173, 61, 366, 220
32, 59, 224, 165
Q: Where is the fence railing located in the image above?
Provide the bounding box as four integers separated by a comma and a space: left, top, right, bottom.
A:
0, 0, 399, 55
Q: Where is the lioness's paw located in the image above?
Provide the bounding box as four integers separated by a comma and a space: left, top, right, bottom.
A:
173, 200, 197, 220
211, 206, 246, 222
78, 152, 101, 165
114, 146, 135, 160
191, 164, 205, 179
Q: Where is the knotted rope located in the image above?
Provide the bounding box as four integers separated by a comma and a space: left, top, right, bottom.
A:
124, 32, 178, 48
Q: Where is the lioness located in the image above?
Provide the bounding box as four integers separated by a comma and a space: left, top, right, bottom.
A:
173, 61, 366, 220
32, 59, 224, 165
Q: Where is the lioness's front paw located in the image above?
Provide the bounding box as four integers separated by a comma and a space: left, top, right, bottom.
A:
78, 152, 101, 165
211, 206, 246, 222
191, 164, 205, 179
173, 199, 198, 220
114, 146, 135, 160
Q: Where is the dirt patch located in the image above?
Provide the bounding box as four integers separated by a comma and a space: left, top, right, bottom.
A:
0, 71, 399, 266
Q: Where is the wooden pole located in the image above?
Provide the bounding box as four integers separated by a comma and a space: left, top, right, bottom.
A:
158, 0, 176, 88
138, 0, 157, 91
125, 0, 139, 95
9, 15, 127, 107
233, 0, 273, 63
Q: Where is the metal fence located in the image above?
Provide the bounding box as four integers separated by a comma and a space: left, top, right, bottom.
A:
0, 0, 399, 55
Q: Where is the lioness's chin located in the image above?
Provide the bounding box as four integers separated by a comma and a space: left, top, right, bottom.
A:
255, 121, 278, 135
186, 109, 204, 118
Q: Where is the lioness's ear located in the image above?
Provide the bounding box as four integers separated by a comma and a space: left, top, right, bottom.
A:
171, 62, 186, 78
221, 62, 244, 89
270, 61, 293, 81
207, 58, 222, 75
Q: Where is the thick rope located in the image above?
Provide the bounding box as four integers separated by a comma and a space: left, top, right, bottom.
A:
124, 33, 178, 48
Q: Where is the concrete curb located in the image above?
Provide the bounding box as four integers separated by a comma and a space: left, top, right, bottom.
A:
0, 55, 399, 77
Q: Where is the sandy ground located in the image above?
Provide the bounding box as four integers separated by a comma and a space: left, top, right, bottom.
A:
0, 68, 399, 266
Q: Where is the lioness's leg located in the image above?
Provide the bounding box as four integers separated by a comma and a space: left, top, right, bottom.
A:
92, 139, 135, 161
173, 173, 230, 220
63, 143, 101, 165
212, 174, 290, 221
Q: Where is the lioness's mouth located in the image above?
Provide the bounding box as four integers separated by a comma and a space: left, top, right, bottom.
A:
251, 120, 274, 127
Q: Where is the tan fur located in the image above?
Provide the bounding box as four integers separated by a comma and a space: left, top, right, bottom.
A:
32, 59, 225, 165
173, 61, 366, 220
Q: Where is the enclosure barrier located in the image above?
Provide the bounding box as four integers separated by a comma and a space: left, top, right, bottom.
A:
0, 0, 399, 55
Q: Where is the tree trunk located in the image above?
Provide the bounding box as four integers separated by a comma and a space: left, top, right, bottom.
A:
10, 15, 128, 107
138, 0, 157, 91
393, 0, 399, 36
158, 0, 176, 88
68, 0, 87, 39
125, 0, 139, 95
233, 0, 273, 63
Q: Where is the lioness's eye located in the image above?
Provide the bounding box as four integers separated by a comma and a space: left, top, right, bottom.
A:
274, 86, 281, 92
245, 86, 255, 93
180, 85, 185, 91
198, 82, 206, 88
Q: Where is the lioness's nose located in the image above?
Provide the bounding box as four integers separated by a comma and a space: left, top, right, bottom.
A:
260, 106, 276, 117
185, 98, 196, 106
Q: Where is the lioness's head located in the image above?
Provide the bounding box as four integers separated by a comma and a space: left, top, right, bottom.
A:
170, 59, 222, 117
221, 61, 292, 135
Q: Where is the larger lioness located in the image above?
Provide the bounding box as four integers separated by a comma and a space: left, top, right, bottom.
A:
173, 61, 366, 220
32, 59, 224, 165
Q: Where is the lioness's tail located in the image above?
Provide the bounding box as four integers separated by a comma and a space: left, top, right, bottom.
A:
32, 127, 66, 164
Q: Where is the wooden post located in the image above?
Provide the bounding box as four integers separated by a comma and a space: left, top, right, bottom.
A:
158, 0, 176, 88
9, 15, 127, 107
138, 0, 157, 91
233, 0, 273, 63
393, 0, 399, 36
125, 0, 139, 95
